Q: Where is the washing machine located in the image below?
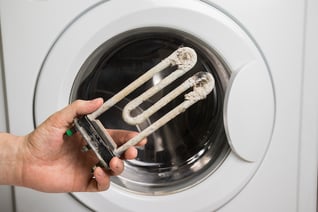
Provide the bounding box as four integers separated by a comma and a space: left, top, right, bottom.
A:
0, 0, 317, 211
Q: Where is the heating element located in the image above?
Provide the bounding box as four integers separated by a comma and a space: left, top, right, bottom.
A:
72, 47, 215, 168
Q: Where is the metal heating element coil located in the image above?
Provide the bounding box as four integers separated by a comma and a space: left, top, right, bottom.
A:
72, 47, 215, 169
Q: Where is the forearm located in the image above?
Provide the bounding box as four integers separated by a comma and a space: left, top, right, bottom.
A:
0, 132, 24, 186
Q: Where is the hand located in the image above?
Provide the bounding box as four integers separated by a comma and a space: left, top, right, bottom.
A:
18, 98, 145, 192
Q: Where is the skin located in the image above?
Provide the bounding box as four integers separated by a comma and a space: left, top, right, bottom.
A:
0, 98, 146, 192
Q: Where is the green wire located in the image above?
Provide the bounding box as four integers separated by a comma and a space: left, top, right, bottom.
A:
65, 129, 74, 136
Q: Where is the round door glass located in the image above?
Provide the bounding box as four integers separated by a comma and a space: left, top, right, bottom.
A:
71, 27, 231, 195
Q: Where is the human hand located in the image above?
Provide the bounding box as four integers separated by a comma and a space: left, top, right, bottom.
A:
18, 98, 145, 192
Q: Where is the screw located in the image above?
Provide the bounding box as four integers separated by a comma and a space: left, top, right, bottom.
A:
81, 145, 91, 152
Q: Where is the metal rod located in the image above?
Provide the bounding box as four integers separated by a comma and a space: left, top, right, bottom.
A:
88, 47, 197, 120
115, 71, 215, 155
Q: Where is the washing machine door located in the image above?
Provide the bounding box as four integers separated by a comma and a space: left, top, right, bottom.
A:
34, 0, 275, 211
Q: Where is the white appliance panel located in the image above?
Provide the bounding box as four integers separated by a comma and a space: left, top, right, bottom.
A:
0, 0, 316, 211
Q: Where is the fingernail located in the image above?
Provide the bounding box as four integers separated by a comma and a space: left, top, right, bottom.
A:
93, 97, 103, 103
96, 169, 106, 177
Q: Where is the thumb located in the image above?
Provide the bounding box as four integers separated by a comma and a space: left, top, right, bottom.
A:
50, 98, 104, 129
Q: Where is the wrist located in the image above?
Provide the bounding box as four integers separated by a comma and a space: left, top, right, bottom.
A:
0, 133, 25, 186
